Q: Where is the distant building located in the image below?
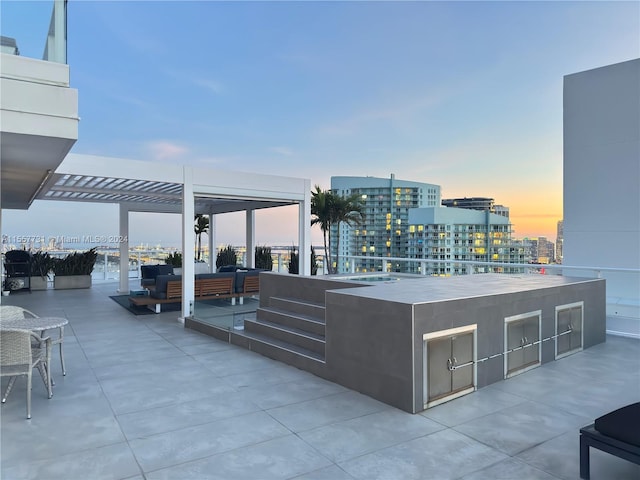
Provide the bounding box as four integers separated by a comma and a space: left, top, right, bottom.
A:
524, 237, 555, 264
331, 175, 521, 274
331, 174, 440, 272
407, 207, 523, 275
556, 220, 563, 263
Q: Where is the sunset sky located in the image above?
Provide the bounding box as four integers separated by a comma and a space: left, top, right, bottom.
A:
2, 1, 638, 247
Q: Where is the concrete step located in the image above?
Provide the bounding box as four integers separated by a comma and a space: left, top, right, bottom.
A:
257, 306, 325, 336
231, 330, 326, 376
269, 296, 326, 321
244, 317, 325, 355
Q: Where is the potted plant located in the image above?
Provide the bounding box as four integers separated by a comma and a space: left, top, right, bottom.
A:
165, 252, 183, 275
216, 245, 237, 270
288, 246, 299, 274
30, 251, 52, 290
52, 248, 98, 289
254, 246, 273, 271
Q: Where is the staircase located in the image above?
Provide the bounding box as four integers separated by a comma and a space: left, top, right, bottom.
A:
239, 295, 327, 375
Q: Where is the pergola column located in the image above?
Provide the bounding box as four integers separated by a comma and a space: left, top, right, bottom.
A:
299, 180, 311, 275
246, 209, 255, 268
208, 214, 215, 272
118, 204, 129, 293
181, 167, 195, 321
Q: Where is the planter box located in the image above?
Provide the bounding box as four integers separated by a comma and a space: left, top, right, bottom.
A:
54, 275, 92, 290
30, 276, 48, 291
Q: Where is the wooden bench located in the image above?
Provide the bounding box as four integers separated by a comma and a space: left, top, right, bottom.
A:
129, 276, 257, 313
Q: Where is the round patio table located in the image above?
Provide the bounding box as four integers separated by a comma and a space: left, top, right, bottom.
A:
0, 316, 68, 332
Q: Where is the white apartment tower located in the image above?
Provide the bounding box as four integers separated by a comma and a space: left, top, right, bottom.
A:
331, 175, 440, 272
330, 175, 521, 275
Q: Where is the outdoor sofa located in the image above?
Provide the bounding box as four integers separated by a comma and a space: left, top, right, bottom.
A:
140, 264, 174, 289
130, 269, 262, 313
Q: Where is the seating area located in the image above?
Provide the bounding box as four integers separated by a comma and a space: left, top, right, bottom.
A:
131, 267, 262, 313
1, 279, 639, 478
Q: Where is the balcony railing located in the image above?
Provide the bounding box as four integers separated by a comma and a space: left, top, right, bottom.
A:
1, 0, 67, 64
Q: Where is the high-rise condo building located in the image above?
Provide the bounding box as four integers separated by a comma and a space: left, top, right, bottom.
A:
330, 175, 521, 274
556, 220, 563, 263
331, 175, 440, 273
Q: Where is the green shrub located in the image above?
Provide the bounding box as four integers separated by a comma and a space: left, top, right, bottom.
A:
216, 245, 238, 269
52, 248, 98, 276
165, 252, 182, 267
254, 246, 273, 271
288, 246, 299, 274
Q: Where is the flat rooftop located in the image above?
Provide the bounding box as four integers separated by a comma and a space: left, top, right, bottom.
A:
329, 273, 600, 303
1, 279, 638, 479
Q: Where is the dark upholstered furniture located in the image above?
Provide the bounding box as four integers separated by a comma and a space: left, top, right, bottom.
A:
580, 402, 640, 479
140, 264, 174, 288
130, 270, 262, 313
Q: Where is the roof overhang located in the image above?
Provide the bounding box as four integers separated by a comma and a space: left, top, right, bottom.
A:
34, 153, 306, 215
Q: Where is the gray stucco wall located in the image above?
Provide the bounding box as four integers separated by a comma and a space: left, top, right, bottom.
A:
325, 293, 415, 413
323, 276, 606, 413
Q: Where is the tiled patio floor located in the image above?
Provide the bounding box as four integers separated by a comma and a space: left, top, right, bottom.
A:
1, 280, 639, 479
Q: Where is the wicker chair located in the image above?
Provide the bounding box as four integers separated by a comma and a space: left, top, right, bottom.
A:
0, 306, 66, 376
0, 328, 52, 419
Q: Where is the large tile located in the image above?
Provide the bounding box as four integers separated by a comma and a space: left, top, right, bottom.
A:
453, 400, 591, 455
1, 442, 141, 480
420, 384, 526, 427
242, 376, 347, 410
117, 390, 261, 439
516, 430, 640, 480
103, 377, 238, 414
292, 465, 356, 480
299, 408, 445, 462
459, 457, 558, 479
267, 390, 388, 432
146, 434, 332, 480
339, 428, 508, 480
1, 411, 126, 466
128, 411, 290, 472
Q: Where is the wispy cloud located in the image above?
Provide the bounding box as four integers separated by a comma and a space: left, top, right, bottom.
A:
269, 146, 294, 157
314, 91, 447, 137
163, 69, 224, 95
192, 77, 224, 95
144, 140, 189, 161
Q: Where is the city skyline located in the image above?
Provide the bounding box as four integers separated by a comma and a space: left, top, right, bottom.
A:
1, 1, 637, 246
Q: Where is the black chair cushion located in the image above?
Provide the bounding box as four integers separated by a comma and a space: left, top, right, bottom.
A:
594, 402, 640, 447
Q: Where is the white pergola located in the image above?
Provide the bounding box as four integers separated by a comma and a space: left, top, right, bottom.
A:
35, 153, 312, 319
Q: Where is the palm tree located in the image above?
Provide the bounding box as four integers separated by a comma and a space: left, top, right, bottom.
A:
311, 185, 332, 272
194, 214, 210, 261
311, 186, 364, 274
331, 193, 364, 273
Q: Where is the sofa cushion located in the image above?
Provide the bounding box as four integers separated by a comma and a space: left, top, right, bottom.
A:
594, 402, 640, 447
234, 269, 261, 293
141, 264, 174, 281
217, 265, 237, 273
151, 274, 182, 299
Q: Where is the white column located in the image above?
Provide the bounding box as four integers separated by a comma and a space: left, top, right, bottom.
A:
299, 180, 312, 275
0, 209, 3, 303
208, 214, 215, 272
118, 204, 129, 293
245, 210, 255, 268
181, 167, 195, 321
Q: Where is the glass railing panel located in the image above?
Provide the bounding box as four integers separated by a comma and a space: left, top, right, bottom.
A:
0, 0, 66, 63
192, 298, 251, 331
